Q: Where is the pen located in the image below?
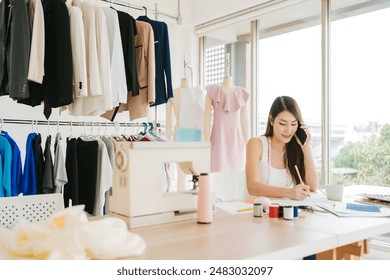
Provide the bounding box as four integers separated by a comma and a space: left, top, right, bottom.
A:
294, 164, 311, 197
237, 207, 253, 212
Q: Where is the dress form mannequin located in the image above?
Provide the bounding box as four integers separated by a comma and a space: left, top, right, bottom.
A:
204, 77, 250, 142
204, 77, 250, 172
166, 78, 190, 141
166, 78, 206, 141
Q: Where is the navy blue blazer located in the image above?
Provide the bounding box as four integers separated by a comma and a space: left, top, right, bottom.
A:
137, 16, 173, 106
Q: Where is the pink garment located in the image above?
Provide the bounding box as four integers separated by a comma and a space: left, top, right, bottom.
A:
206, 85, 249, 172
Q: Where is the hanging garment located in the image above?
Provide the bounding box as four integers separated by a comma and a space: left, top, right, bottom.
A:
76, 138, 98, 215
0, 135, 12, 197
101, 136, 114, 214
19, 0, 73, 118
53, 132, 68, 194
32, 133, 44, 193
93, 139, 112, 216
42, 135, 55, 194
117, 10, 138, 96
137, 16, 173, 106
64, 137, 78, 207
94, 5, 112, 113
20, 133, 37, 195
27, 0, 45, 84
101, 20, 156, 121
101, 7, 127, 107
66, 2, 88, 98
206, 85, 249, 172
76, 1, 101, 97
1, 130, 22, 196
175, 86, 205, 142
0, 0, 30, 100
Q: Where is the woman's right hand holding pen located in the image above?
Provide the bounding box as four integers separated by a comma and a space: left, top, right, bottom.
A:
288, 184, 311, 200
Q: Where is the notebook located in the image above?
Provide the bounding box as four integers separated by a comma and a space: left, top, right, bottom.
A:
356, 193, 390, 208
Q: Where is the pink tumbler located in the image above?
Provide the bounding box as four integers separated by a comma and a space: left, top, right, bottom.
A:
197, 173, 213, 224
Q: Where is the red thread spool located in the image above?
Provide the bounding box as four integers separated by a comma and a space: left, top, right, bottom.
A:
269, 205, 279, 218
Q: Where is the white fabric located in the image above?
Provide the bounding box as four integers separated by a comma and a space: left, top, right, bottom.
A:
0, 205, 145, 259
67, 3, 88, 97
27, 0, 45, 83
178, 86, 205, 130
77, 1, 102, 97
94, 6, 112, 113
102, 7, 128, 107
53, 132, 68, 193
258, 135, 293, 188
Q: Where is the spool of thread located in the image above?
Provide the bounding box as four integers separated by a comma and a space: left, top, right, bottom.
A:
269, 205, 279, 218
283, 206, 294, 220
278, 206, 284, 218
294, 206, 299, 218
254, 196, 271, 212
197, 173, 213, 224
253, 203, 263, 217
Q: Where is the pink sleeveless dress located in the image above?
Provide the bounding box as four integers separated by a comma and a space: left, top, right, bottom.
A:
206, 85, 249, 172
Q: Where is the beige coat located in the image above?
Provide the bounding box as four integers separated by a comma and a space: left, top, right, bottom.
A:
27, 0, 45, 84
102, 20, 155, 121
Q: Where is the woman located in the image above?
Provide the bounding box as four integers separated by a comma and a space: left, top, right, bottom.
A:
246, 96, 319, 200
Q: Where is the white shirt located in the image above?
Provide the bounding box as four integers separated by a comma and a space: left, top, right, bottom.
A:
102, 7, 128, 107
67, 3, 88, 97
94, 5, 112, 113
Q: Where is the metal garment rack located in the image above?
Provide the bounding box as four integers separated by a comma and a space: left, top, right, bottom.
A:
0, 118, 155, 129
99, 0, 178, 22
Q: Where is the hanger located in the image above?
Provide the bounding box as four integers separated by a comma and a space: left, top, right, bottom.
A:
142, 5, 147, 16
69, 120, 73, 139
139, 122, 148, 136
0, 118, 4, 135
47, 120, 50, 136
104, 121, 109, 136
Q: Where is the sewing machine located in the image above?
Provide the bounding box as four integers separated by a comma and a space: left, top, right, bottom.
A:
109, 141, 210, 228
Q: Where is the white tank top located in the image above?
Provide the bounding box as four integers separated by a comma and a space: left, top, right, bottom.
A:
259, 135, 293, 188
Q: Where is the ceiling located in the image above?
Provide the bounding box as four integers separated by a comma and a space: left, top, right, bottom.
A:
198, 0, 390, 42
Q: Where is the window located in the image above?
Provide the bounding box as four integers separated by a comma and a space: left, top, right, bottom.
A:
257, 1, 322, 175
331, 8, 390, 187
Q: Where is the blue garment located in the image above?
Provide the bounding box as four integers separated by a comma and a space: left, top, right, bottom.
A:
0, 135, 12, 197
20, 133, 37, 195
1, 130, 22, 196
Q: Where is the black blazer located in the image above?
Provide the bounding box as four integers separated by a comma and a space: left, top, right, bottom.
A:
0, 0, 30, 100
116, 10, 139, 97
19, 0, 73, 109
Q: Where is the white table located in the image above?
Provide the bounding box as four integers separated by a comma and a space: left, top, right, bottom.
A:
129, 185, 390, 260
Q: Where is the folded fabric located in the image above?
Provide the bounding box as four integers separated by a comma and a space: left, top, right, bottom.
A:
0, 205, 145, 259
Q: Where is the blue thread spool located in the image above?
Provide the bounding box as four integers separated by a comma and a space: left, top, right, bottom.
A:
294, 206, 299, 218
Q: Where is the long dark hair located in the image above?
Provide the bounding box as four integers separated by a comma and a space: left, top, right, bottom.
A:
264, 96, 305, 185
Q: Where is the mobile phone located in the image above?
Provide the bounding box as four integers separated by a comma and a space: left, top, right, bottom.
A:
296, 123, 307, 145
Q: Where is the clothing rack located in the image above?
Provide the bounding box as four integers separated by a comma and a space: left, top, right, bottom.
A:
0, 118, 159, 130
99, 0, 179, 22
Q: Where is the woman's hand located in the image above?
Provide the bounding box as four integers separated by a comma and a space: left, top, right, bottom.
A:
287, 184, 311, 200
